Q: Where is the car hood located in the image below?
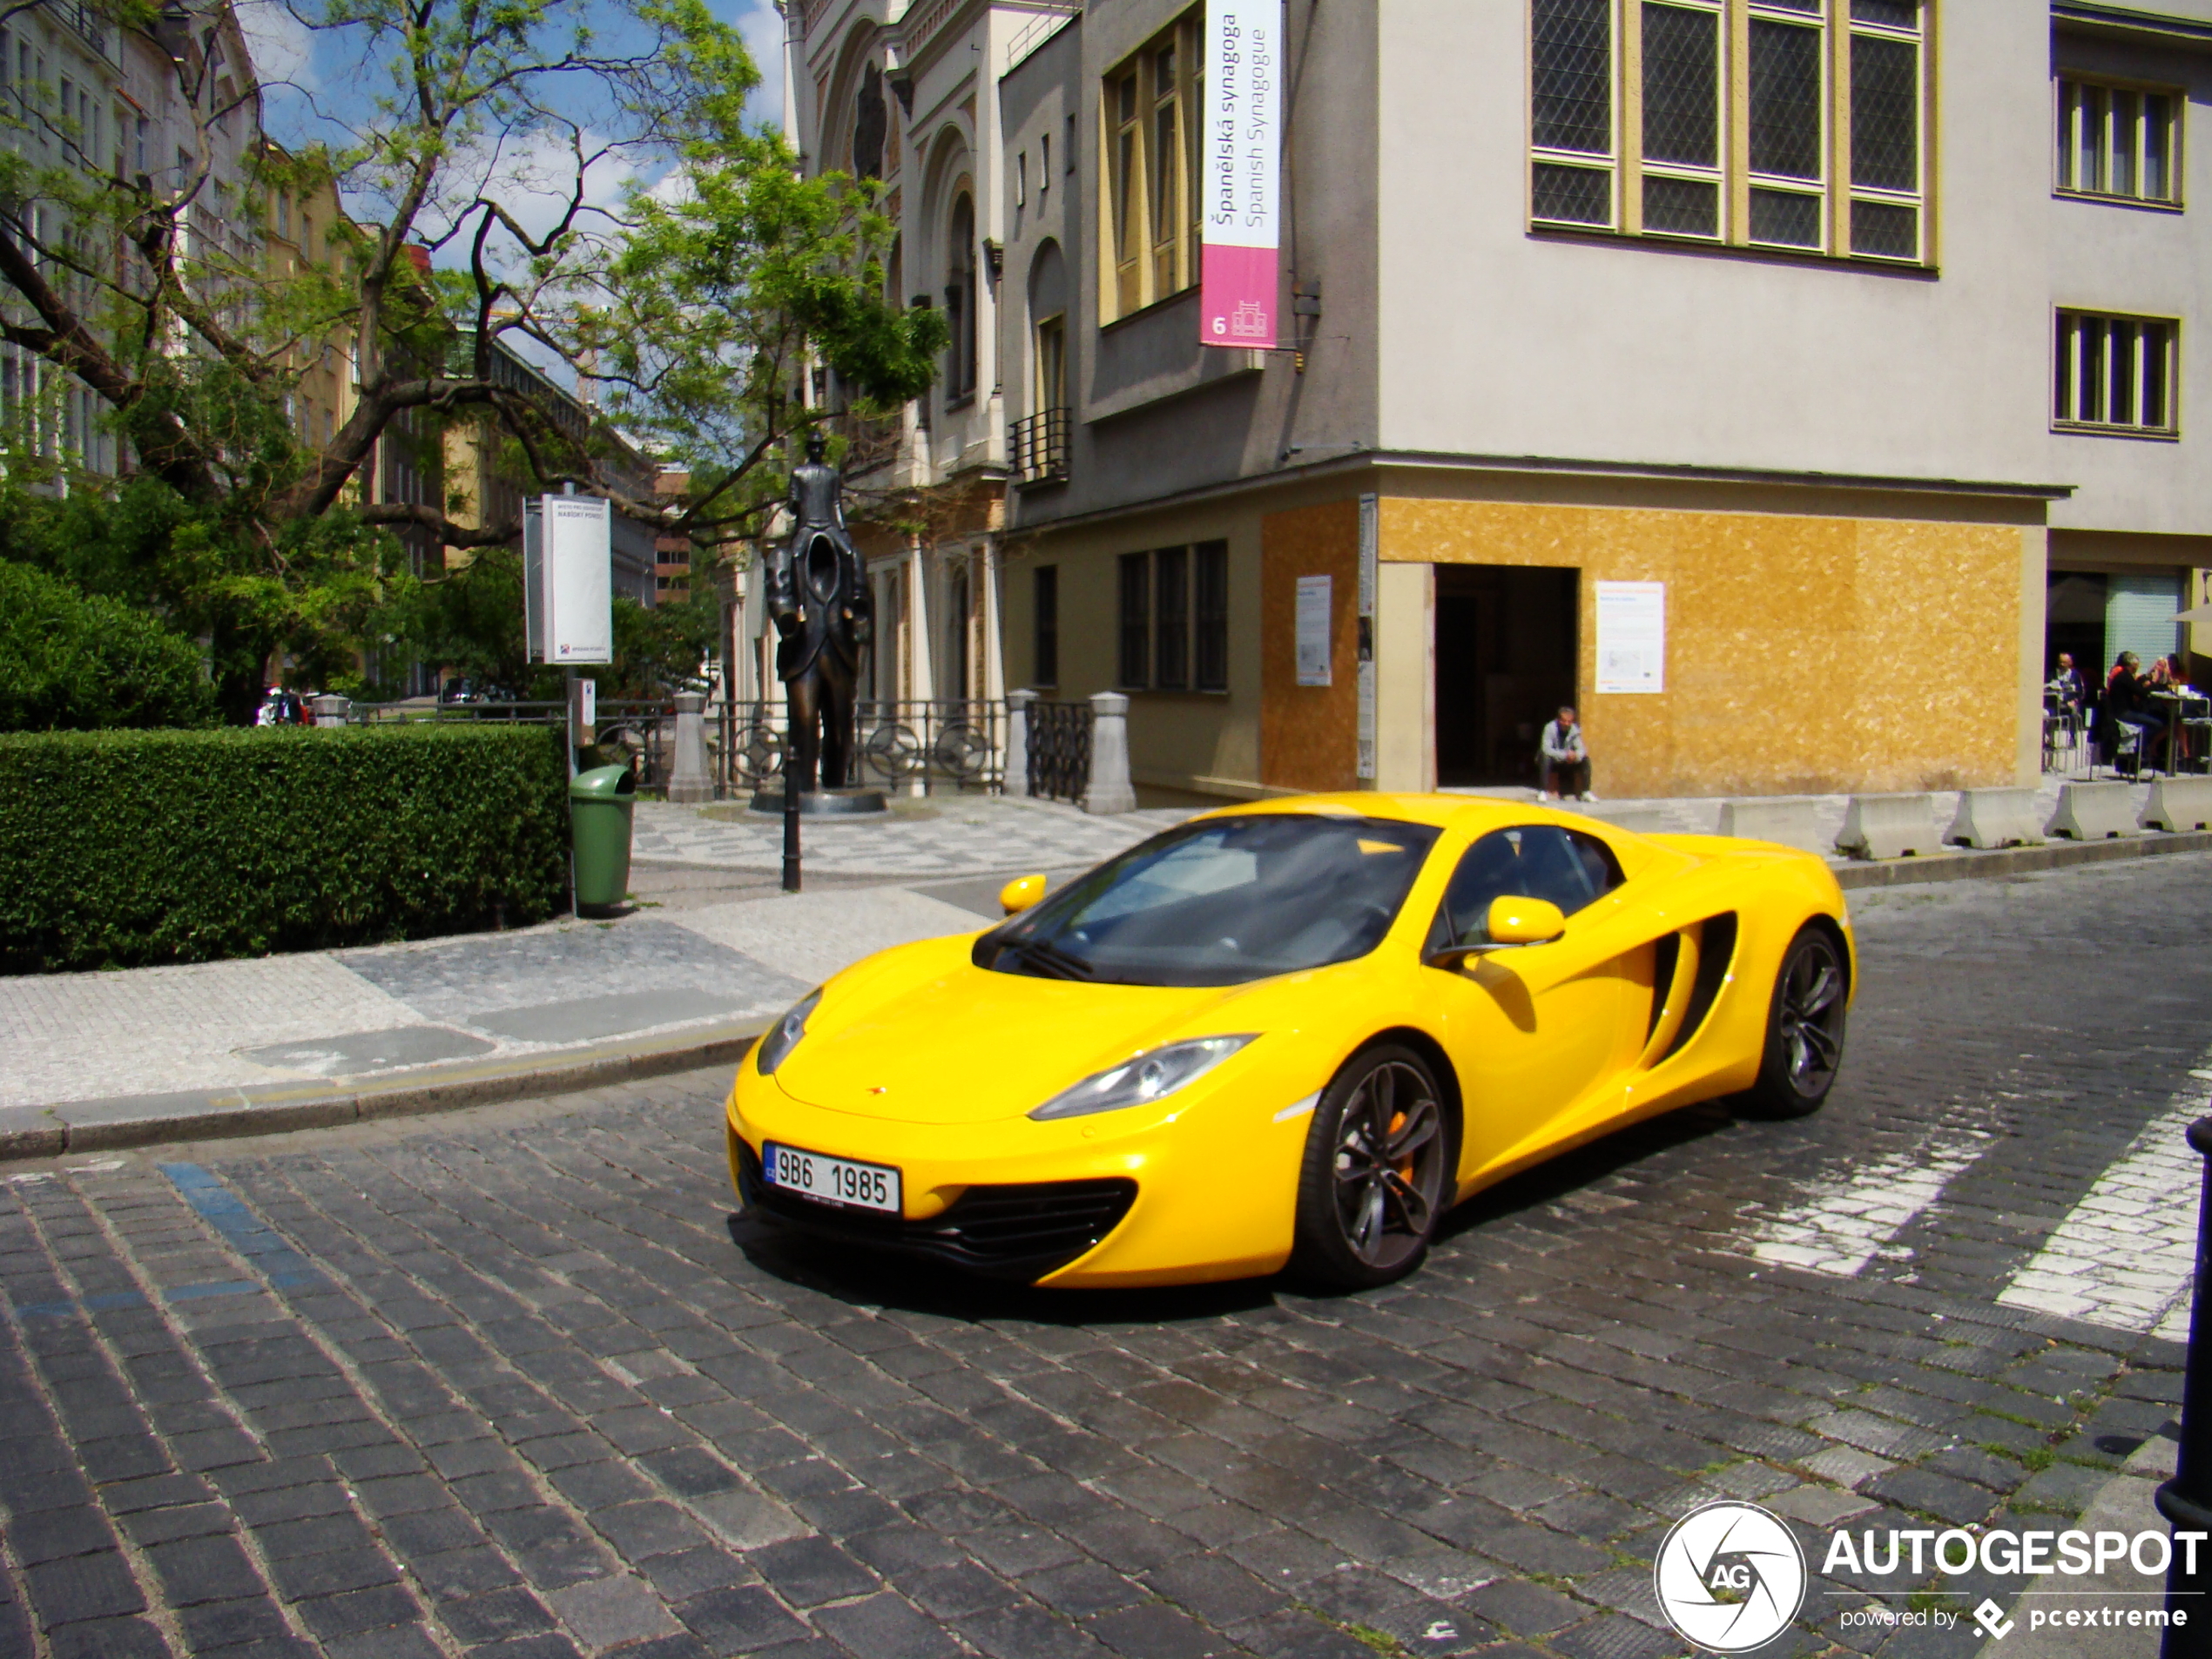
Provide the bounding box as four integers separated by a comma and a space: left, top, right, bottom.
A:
771, 938, 1265, 1125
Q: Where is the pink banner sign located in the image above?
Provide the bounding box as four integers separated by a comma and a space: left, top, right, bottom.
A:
1203, 1, 1281, 350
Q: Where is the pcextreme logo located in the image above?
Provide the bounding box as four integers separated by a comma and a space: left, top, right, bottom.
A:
1652, 1501, 1808, 1653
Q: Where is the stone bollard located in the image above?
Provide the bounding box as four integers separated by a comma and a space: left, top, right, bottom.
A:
1082, 691, 1137, 815
1944, 787, 2047, 849
310, 694, 352, 727
1834, 792, 1937, 860
2046, 780, 2141, 840
2156, 1116, 2212, 1657
1716, 797, 1822, 853
2142, 777, 2212, 833
1005, 690, 1035, 799
666, 691, 714, 803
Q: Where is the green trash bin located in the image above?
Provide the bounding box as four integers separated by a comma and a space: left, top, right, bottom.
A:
569, 765, 637, 913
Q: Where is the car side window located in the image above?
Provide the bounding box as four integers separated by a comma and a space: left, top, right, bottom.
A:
1428, 826, 1624, 948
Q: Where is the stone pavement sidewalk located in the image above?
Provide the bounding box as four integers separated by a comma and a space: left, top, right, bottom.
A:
631, 792, 1194, 877
0, 794, 1189, 1155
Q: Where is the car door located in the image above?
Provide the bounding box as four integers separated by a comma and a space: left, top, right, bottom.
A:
1424, 825, 1646, 1184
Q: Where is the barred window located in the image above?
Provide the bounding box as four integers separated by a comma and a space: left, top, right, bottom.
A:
1118, 553, 1151, 687
1527, 0, 1930, 264
1195, 542, 1229, 692
1118, 543, 1231, 691
1035, 565, 1059, 686
2056, 77, 2180, 205
2055, 312, 2177, 435
1155, 545, 1190, 690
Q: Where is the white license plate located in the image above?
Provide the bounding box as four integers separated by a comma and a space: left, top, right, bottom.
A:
762, 1143, 901, 1214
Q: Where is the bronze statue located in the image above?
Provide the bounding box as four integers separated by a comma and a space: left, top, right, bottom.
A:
767, 430, 872, 792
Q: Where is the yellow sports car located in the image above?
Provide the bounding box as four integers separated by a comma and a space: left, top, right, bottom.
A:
726, 794, 1851, 1291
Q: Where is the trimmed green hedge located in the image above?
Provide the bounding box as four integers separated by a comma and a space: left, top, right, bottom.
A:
0, 557, 217, 731
0, 725, 570, 971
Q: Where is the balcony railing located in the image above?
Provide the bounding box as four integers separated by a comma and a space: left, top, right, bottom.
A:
1008, 407, 1070, 485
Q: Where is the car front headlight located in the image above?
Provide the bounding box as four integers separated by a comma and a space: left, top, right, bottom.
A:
1028, 1035, 1258, 1122
755, 989, 821, 1076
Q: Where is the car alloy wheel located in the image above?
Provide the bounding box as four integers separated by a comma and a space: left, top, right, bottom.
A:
1291, 1043, 1454, 1289
1779, 937, 1844, 1093
1740, 927, 1849, 1119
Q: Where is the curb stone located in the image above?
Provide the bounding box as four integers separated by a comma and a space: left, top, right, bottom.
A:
0, 1019, 767, 1163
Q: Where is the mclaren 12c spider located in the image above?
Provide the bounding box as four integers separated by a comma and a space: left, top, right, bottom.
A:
725, 794, 1852, 1291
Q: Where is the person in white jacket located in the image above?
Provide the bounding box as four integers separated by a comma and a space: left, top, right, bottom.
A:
1539, 706, 1592, 801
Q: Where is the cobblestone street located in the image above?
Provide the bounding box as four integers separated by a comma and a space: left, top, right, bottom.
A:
3, 854, 2209, 1659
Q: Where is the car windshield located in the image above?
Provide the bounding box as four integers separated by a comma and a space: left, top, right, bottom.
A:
974, 813, 1441, 988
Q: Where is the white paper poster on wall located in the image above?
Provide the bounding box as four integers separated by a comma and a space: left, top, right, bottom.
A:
1595, 580, 1665, 694
1295, 574, 1332, 686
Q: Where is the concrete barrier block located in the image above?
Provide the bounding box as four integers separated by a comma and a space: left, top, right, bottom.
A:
1575, 805, 1668, 833
1835, 793, 1937, 860
2141, 776, 2212, 832
1716, 797, 1822, 853
1945, 787, 2047, 850
2045, 781, 2141, 840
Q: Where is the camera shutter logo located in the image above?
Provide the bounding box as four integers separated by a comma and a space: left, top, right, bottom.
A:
1652, 1501, 1807, 1652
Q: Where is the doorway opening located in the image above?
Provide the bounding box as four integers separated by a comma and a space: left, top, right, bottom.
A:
2044, 572, 2106, 685
1433, 564, 1579, 787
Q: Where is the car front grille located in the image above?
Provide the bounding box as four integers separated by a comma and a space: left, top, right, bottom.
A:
735, 1143, 1136, 1284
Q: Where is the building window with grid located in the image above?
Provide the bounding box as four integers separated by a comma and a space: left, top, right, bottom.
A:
945, 192, 978, 402
1103, 12, 1202, 322
2056, 77, 2181, 206
1034, 565, 1059, 686
2055, 311, 2177, 435
1118, 553, 1152, 687
1117, 543, 1230, 690
1529, 0, 1930, 263
1194, 542, 1229, 691
1155, 546, 1190, 689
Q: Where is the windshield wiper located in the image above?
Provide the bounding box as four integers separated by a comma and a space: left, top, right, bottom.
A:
1008, 937, 1097, 981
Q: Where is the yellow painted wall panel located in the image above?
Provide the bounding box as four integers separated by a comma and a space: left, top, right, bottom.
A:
1260, 502, 1360, 792
1382, 498, 2022, 798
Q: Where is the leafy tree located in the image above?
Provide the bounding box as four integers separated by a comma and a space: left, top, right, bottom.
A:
0, 0, 942, 717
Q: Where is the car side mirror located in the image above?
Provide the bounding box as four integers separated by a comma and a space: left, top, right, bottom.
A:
1488, 895, 1566, 946
1421, 896, 1567, 973
999, 873, 1048, 915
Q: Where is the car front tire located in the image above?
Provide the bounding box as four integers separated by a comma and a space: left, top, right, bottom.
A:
1737, 925, 1849, 1120
1289, 1042, 1455, 1291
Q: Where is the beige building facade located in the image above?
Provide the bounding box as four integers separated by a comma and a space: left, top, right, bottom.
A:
991, 0, 2212, 801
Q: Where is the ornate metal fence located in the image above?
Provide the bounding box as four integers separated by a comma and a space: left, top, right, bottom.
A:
1026, 700, 1092, 804
718, 699, 1005, 797
594, 699, 678, 791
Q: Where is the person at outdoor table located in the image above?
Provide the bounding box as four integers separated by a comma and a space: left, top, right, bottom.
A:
2107, 651, 2167, 770
2050, 652, 2086, 715
1539, 705, 1592, 801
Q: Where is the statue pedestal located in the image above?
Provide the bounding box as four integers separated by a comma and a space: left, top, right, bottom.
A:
747, 787, 888, 817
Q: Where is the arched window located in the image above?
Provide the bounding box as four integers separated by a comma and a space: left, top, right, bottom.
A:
945, 193, 977, 401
